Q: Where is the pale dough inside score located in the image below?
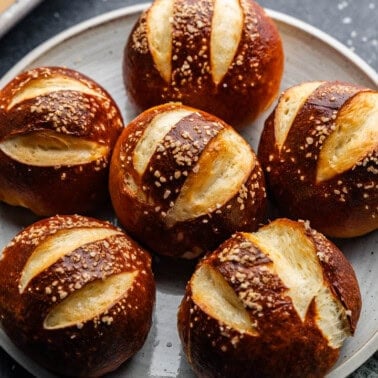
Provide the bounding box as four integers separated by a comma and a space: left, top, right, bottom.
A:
133, 109, 192, 175
1, 75, 110, 167
44, 271, 137, 329
7, 76, 106, 110
248, 222, 350, 348
19, 228, 121, 293
210, 0, 243, 84
147, 0, 174, 83
0, 130, 108, 167
132, 109, 255, 226
192, 264, 257, 335
274, 81, 322, 150
166, 128, 254, 226
317, 91, 378, 182
146, 0, 243, 85
190, 221, 350, 349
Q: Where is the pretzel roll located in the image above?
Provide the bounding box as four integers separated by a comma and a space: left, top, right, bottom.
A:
258, 81, 378, 238
109, 103, 267, 258
178, 218, 361, 378
0, 215, 155, 377
123, 0, 283, 126
0, 66, 123, 216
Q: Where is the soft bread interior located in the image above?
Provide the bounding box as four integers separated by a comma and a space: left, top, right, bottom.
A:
246, 226, 322, 321
133, 109, 193, 175
247, 220, 350, 348
166, 128, 254, 226
210, 0, 243, 84
317, 91, 378, 182
7, 76, 105, 110
19, 228, 121, 293
147, 0, 174, 83
191, 264, 257, 334
0, 130, 108, 166
43, 271, 137, 329
314, 286, 352, 348
274, 82, 322, 150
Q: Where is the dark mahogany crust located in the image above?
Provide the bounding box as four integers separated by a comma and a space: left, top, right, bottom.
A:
0, 215, 155, 377
123, 0, 283, 127
258, 81, 377, 238
178, 219, 362, 378
0, 66, 123, 216
109, 103, 267, 258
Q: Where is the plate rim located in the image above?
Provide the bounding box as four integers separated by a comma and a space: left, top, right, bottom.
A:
268, 9, 378, 87
0, 3, 377, 377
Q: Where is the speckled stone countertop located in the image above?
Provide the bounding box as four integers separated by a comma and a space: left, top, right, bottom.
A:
0, 1, 377, 377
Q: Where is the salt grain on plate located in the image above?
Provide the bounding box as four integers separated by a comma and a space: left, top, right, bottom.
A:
342, 17, 352, 24
337, 1, 349, 10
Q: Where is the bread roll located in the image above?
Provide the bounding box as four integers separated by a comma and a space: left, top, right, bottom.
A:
0, 215, 155, 377
123, 0, 284, 126
178, 218, 361, 378
109, 102, 267, 258
0, 66, 123, 216
258, 81, 378, 238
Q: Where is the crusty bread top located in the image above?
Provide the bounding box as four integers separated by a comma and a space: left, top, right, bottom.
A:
258, 81, 377, 237
0, 66, 123, 168
268, 81, 377, 184
136, 0, 252, 87
116, 103, 257, 226
126, 0, 283, 126
0, 215, 153, 330
316, 90, 378, 182
274, 81, 323, 150
189, 218, 361, 349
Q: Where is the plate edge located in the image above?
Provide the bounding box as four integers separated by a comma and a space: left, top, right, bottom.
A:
266, 9, 378, 87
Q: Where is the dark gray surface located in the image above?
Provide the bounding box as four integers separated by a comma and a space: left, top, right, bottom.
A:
0, 0, 377, 377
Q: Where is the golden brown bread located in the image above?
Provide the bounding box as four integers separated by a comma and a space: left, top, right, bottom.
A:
0, 66, 123, 216
123, 0, 284, 126
109, 102, 267, 258
177, 218, 362, 378
0, 214, 155, 377
258, 81, 378, 238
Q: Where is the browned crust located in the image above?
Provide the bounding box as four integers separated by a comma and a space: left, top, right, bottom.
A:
258, 81, 378, 238
0, 151, 111, 215
0, 215, 155, 377
178, 218, 362, 377
0, 66, 123, 216
123, 0, 283, 126
109, 103, 267, 258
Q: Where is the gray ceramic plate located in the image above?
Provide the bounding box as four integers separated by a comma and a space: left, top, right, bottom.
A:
0, 4, 377, 378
